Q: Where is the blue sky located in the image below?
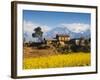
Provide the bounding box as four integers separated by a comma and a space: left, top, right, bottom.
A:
23, 10, 91, 41
23, 10, 91, 34
23, 10, 90, 27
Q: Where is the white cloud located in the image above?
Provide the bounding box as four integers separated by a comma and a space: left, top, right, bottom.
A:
61, 23, 90, 33
24, 21, 37, 33
23, 20, 51, 33
40, 25, 51, 32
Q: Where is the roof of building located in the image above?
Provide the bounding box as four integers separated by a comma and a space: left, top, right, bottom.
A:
56, 34, 69, 37
45, 38, 57, 41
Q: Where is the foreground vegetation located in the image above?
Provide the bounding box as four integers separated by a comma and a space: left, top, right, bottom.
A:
23, 52, 90, 69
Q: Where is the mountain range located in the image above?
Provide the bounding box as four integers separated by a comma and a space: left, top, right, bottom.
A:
43, 27, 90, 39
24, 26, 90, 42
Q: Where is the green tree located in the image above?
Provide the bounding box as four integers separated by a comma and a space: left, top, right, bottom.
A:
32, 26, 43, 40
33, 27, 43, 37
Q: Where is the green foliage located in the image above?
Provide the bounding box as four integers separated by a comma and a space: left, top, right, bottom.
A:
33, 27, 43, 37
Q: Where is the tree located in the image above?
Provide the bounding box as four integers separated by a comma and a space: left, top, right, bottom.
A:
32, 27, 43, 37
32, 27, 43, 42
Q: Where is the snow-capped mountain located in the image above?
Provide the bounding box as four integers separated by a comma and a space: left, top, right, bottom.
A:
24, 26, 90, 42
43, 27, 90, 39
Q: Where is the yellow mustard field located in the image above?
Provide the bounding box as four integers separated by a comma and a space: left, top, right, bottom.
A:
23, 52, 91, 69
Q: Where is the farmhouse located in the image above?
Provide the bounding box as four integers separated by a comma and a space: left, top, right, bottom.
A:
69, 37, 90, 46
44, 34, 70, 46
56, 34, 70, 45
56, 34, 70, 41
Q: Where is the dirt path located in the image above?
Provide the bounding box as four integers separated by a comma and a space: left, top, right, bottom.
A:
23, 47, 58, 58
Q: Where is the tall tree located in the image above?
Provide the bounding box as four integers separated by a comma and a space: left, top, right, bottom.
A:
32, 27, 43, 42
33, 27, 43, 37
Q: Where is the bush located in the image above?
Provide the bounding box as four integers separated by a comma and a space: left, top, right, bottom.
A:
37, 44, 50, 49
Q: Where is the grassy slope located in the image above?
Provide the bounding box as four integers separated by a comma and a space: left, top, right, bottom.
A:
23, 52, 91, 69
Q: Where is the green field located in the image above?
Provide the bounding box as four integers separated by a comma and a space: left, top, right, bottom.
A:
23, 52, 91, 69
